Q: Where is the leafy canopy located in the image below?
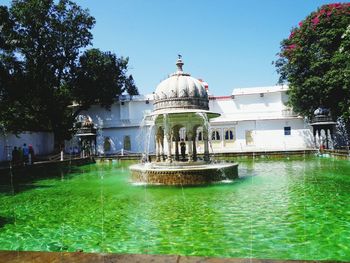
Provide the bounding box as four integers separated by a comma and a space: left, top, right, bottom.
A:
275, 3, 350, 120
0, 0, 138, 143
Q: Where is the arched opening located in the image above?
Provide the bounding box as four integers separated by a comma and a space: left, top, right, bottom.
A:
211, 129, 221, 141
104, 137, 111, 152
225, 129, 235, 140
172, 125, 185, 161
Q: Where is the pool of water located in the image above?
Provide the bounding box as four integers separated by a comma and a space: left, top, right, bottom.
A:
0, 156, 349, 261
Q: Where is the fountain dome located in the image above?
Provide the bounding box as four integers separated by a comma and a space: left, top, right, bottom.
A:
130, 56, 238, 185
153, 58, 209, 112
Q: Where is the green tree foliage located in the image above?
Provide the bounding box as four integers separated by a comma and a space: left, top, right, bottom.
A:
0, 0, 138, 145
72, 48, 135, 110
275, 3, 350, 120
125, 75, 139, 97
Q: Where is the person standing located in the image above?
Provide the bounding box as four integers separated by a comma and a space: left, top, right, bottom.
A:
18, 147, 23, 165
23, 143, 29, 165
11, 146, 19, 166
28, 144, 35, 164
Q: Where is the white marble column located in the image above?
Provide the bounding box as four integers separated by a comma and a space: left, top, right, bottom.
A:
166, 130, 172, 162
203, 130, 209, 162
156, 127, 164, 162
192, 128, 197, 162
174, 129, 180, 161
187, 130, 193, 162
156, 135, 161, 162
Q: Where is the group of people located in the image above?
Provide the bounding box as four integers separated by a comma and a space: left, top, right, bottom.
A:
11, 143, 35, 166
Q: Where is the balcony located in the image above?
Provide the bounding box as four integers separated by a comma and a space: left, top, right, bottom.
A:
311, 115, 334, 124
76, 126, 97, 136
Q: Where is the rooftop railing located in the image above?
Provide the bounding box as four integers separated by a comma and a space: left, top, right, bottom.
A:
281, 108, 298, 117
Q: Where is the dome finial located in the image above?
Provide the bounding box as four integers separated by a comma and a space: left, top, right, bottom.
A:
176, 54, 184, 73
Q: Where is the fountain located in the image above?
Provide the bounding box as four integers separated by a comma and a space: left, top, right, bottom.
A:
130, 56, 238, 185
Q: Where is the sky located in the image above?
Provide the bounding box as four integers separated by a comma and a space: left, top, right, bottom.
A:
1, 0, 345, 95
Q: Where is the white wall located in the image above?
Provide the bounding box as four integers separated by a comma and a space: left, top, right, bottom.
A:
79, 97, 153, 128
97, 127, 155, 154
208, 118, 314, 152
0, 132, 54, 161
210, 91, 289, 121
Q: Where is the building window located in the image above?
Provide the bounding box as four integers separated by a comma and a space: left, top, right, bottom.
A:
123, 136, 131, 150
225, 129, 235, 141
284, 126, 291, 136
211, 130, 221, 141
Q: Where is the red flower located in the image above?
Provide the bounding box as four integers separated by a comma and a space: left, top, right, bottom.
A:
287, 44, 297, 50
312, 16, 320, 25
328, 3, 341, 8
299, 21, 303, 27
318, 9, 326, 15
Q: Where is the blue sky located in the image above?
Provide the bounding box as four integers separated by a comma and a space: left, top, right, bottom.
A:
1, 0, 344, 95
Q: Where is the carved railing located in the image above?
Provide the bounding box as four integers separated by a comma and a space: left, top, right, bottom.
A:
311, 115, 334, 123
76, 126, 97, 136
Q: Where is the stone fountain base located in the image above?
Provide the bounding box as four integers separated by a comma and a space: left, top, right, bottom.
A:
129, 162, 238, 185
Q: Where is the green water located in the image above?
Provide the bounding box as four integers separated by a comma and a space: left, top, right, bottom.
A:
0, 156, 350, 261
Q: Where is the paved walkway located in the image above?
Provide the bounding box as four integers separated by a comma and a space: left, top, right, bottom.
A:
0, 251, 347, 263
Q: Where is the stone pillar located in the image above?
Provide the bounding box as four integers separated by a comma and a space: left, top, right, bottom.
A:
192, 129, 197, 162
319, 129, 323, 148
187, 130, 193, 162
203, 130, 209, 162
160, 131, 165, 161
313, 128, 317, 148
166, 131, 172, 162
156, 136, 160, 162
156, 127, 164, 162
174, 129, 179, 161
317, 129, 322, 149
328, 129, 334, 149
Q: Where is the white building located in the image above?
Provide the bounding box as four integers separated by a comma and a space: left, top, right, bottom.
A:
208, 85, 314, 152
71, 84, 314, 155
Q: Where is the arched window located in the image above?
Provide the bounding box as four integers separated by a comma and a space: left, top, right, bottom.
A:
211, 130, 221, 141
225, 129, 235, 141
104, 137, 111, 152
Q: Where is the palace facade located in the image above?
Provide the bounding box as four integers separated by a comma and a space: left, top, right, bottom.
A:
69, 84, 314, 156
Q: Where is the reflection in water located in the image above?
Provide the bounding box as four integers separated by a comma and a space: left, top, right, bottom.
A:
0, 157, 349, 260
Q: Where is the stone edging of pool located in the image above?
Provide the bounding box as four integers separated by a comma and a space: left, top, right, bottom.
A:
0, 251, 348, 263
0, 157, 95, 174
96, 149, 318, 162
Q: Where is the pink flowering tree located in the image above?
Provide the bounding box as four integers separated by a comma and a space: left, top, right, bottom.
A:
275, 3, 350, 122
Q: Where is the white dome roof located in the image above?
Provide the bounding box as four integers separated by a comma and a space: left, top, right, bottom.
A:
153, 58, 209, 111
155, 75, 208, 99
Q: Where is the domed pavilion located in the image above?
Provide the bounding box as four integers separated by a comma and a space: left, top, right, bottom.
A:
151, 56, 219, 163
130, 56, 238, 185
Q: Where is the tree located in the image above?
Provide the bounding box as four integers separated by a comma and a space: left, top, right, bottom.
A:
72, 48, 137, 111
0, 0, 138, 147
0, 0, 95, 143
124, 75, 139, 97
275, 3, 350, 121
